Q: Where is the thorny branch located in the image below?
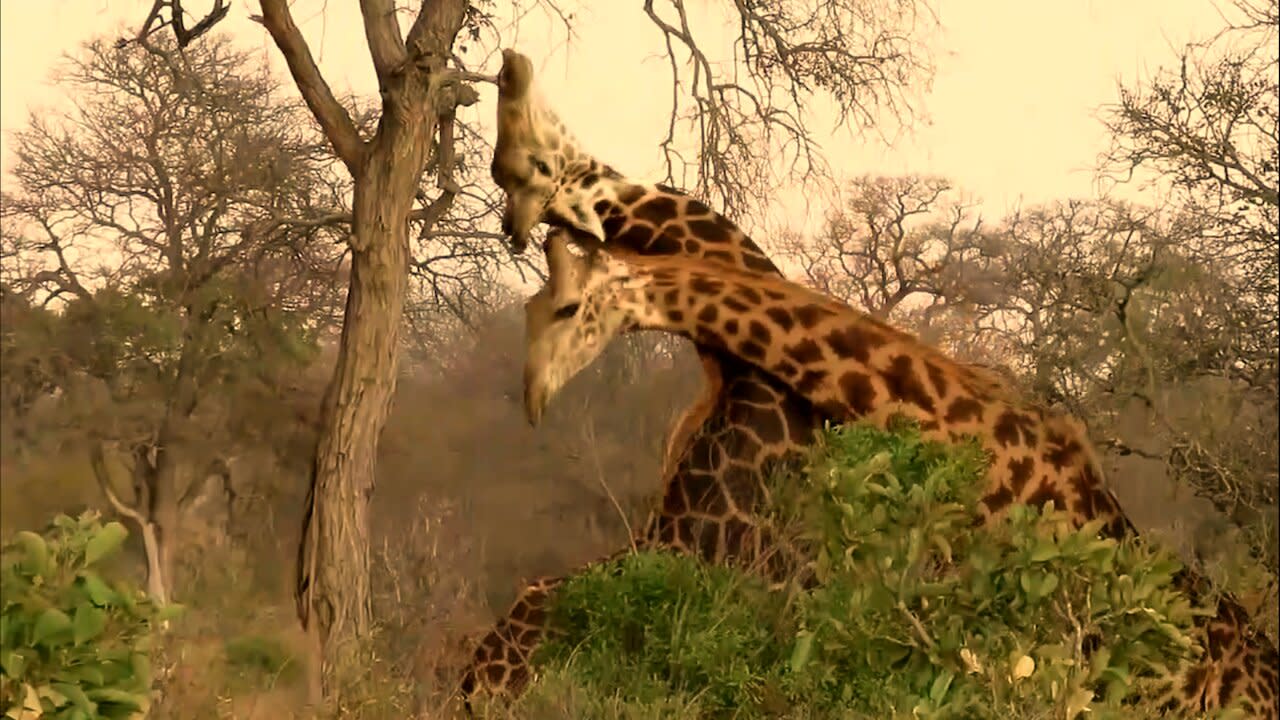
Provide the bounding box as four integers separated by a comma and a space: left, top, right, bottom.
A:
1098, 0, 1278, 303
776, 175, 992, 322
642, 0, 935, 221
123, 0, 230, 51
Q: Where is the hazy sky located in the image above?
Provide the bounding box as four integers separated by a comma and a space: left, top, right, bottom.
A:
1, 0, 1228, 230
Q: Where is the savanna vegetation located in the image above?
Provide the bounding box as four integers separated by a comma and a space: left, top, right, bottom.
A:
0, 0, 1274, 717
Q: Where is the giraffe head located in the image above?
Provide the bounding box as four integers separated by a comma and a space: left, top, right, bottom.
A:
523, 230, 642, 424
493, 49, 610, 253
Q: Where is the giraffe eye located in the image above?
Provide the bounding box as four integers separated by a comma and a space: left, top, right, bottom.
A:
553, 302, 580, 319
532, 158, 552, 176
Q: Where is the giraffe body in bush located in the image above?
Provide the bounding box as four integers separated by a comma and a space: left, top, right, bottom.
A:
515, 230, 1279, 719
459, 50, 828, 703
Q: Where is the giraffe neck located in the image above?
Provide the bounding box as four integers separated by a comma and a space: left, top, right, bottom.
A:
602, 256, 916, 421
567, 167, 782, 277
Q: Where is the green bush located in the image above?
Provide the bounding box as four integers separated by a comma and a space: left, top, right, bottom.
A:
0, 512, 179, 720
504, 422, 1231, 720
532, 551, 787, 714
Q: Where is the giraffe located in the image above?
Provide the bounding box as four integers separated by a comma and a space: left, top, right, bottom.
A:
457, 48, 831, 706
459, 49, 1280, 717
514, 230, 1280, 719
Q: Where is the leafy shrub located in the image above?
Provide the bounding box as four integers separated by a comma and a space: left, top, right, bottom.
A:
779, 422, 1205, 718
1, 512, 179, 720
505, 422, 1226, 719
532, 551, 787, 714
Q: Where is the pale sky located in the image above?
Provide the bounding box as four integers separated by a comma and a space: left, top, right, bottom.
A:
0, 0, 1228, 233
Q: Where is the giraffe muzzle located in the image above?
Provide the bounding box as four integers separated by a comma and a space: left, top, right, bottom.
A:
501, 214, 530, 254
523, 372, 548, 427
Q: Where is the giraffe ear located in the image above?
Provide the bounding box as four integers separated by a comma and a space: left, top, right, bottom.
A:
567, 201, 606, 243
545, 230, 586, 312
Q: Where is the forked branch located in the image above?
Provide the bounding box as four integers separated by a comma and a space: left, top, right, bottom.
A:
122, 0, 230, 51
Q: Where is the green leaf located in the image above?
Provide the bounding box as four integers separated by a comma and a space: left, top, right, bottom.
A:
0, 650, 27, 679
1036, 643, 1071, 661
1040, 572, 1060, 596
113, 581, 138, 613
94, 660, 133, 687
72, 605, 107, 645
155, 603, 186, 622
1029, 540, 1060, 563
931, 533, 953, 562
38, 683, 68, 702
32, 608, 73, 647
78, 571, 118, 607
83, 522, 128, 567
49, 683, 94, 714
12, 532, 50, 577
1078, 518, 1107, 540
83, 688, 147, 710
72, 664, 106, 687
789, 631, 815, 673
929, 669, 954, 703
130, 653, 152, 684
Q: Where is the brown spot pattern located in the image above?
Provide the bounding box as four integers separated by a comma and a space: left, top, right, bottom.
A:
689, 275, 724, 295
838, 371, 876, 416
925, 361, 949, 398
634, 196, 679, 224
748, 320, 772, 344
687, 218, 731, 243
881, 355, 936, 413
794, 304, 835, 329
764, 307, 794, 331
783, 338, 824, 364
823, 324, 883, 363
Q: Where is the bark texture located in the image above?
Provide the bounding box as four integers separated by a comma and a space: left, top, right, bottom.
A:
258, 0, 470, 703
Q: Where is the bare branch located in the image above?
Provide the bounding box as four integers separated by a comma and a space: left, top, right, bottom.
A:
641, 0, 935, 218
360, 0, 409, 82
259, 0, 368, 174
89, 441, 147, 525
123, 0, 231, 51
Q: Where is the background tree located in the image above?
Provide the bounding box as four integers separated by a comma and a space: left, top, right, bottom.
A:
1094, 0, 1277, 585
0, 34, 346, 606
642, 0, 937, 220
774, 175, 997, 324
1100, 0, 1277, 381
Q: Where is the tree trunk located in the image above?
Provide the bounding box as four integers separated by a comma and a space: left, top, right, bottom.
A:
259, 0, 471, 705
296, 84, 439, 704
143, 302, 211, 602
89, 442, 170, 606
297, 195, 411, 699
147, 449, 183, 603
